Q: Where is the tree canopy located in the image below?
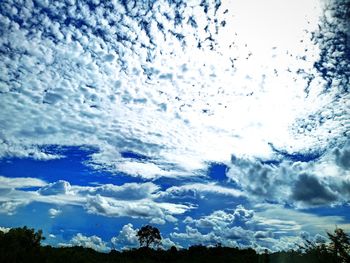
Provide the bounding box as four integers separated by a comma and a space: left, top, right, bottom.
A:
136, 225, 162, 248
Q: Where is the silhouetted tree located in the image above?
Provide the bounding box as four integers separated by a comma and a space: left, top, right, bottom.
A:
0, 226, 45, 263
327, 227, 350, 263
136, 225, 161, 248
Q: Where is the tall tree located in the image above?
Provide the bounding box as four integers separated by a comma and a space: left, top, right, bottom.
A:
136, 225, 161, 248
327, 227, 350, 263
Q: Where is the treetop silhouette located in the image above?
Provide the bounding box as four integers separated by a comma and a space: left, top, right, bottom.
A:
136, 225, 161, 248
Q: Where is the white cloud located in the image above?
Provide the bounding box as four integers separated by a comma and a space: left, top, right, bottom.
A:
111, 223, 139, 250
0, 226, 11, 233
174, 203, 350, 251
85, 194, 190, 221
114, 161, 173, 180
60, 233, 110, 252
0, 199, 30, 215
39, 180, 72, 195
172, 205, 256, 247
0, 0, 349, 251
0, 176, 190, 221
150, 217, 166, 225
0, 176, 46, 189
0, 0, 347, 182
161, 237, 182, 250
160, 183, 244, 199
48, 208, 62, 218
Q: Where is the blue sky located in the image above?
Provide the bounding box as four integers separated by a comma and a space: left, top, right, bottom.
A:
0, 0, 349, 252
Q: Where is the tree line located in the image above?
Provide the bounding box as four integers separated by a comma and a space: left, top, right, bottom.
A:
0, 225, 349, 263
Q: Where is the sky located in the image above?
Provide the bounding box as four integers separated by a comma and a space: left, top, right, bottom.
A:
0, 0, 349, 253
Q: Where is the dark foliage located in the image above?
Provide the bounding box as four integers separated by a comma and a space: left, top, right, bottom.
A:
136, 225, 161, 248
0, 226, 349, 263
0, 226, 45, 263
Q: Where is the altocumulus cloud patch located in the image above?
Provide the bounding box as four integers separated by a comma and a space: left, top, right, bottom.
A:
0, 0, 349, 252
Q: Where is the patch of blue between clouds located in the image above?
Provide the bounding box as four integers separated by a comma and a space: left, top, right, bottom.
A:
269, 143, 325, 162
0, 146, 143, 186
302, 205, 350, 221
207, 163, 228, 182
0, 202, 145, 247
120, 151, 150, 161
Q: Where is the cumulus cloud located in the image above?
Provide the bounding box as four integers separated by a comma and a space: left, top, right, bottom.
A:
171, 225, 228, 246
48, 208, 62, 218
174, 203, 350, 251
39, 180, 72, 195
227, 140, 350, 207
111, 223, 139, 250
160, 237, 180, 250
0, 176, 190, 221
253, 203, 350, 235
172, 205, 255, 247
60, 233, 110, 252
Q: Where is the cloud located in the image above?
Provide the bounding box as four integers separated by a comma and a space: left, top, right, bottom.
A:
85, 194, 190, 221
159, 183, 243, 199
171, 225, 227, 246
291, 173, 337, 205
227, 141, 350, 207
334, 141, 350, 170
111, 223, 139, 250
0, 176, 46, 189
48, 208, 62, 218
0, 176, 190, 222
173, 203, 350, 251
150, 217, 166, 225
0, 0, 347, 182
0, 226, 11, 233
189, 206, 253, 230
253, 203, 350, 235
113, 161, 173, 180
160, 237, 180, 250
0, 0, 349, 251
0, 199, 30, 215
60, 233, 110, 252
313, 0, 350, 92
39, 180, 71, 195
80, 182, 159, 200
172, 205, 256, 247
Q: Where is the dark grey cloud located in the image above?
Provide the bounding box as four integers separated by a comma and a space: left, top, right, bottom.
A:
334, 141, 350, 170
228, 148, 350, 206
292, 173, 337, 205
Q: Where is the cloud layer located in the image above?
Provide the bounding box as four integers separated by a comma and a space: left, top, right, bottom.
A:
0, 0, 349, 252
0, 0, 348, 178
